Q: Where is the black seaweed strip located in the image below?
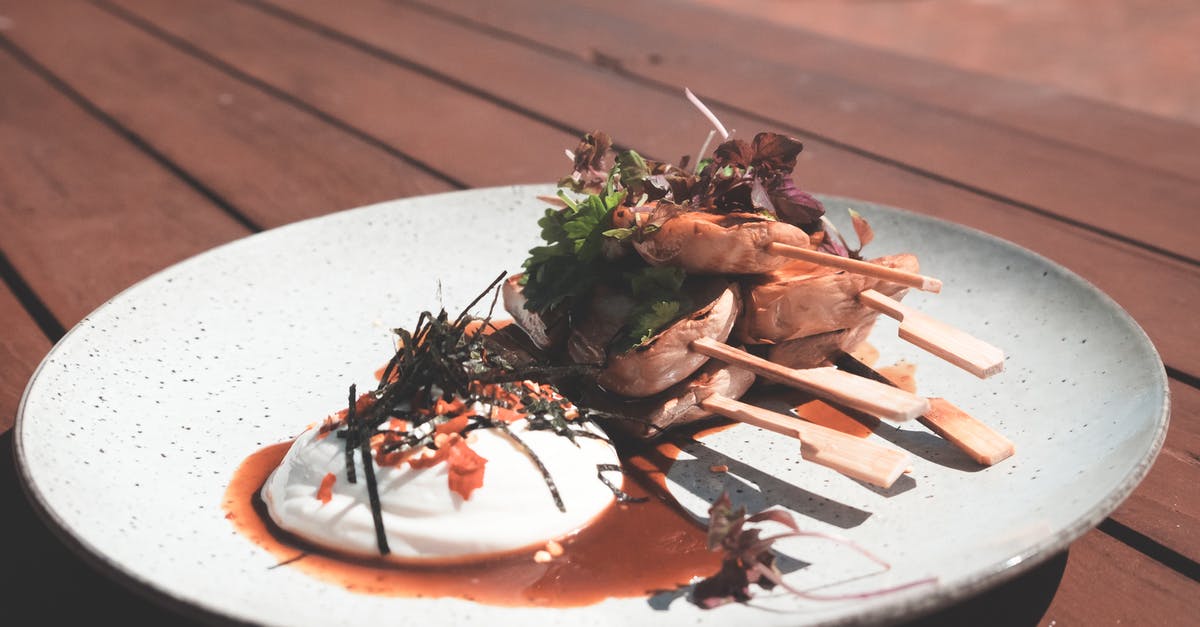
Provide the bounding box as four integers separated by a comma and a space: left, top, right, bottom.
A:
267, 553, 310, 569
495, 422, 565, 512
584, 409, 666, 436
596, 463, 648, 503
453, 271, 507, 326
343, 385, 358, 484
349, 383, 391, 555
565, 428, 611, 443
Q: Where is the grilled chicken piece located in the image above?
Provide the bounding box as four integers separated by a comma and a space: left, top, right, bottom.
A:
738, 253, 918, 344
501, 274, 566, 351
585, 359, 755, 437
632, 211, 815, 275
565, 286, 635, 366
762, 325, 872, 370
596, 279, 740, 397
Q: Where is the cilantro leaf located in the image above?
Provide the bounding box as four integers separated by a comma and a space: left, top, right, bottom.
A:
615, 266, 690, 349
520, 184, 627, 314
627, 300, 681, 346
629, 265, 686, 298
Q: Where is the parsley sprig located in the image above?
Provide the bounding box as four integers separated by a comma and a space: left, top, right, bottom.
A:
520, 181, 627, 315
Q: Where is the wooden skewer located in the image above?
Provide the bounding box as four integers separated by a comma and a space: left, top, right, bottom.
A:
767, 242, 943, 293
700, 394, 911, 488
691, 337, 929, 422
923, 398, 1015, 466
858, 289, 1004, 379
834, 353, 1015, 466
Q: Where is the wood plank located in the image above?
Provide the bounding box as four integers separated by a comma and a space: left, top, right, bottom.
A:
574, 0, 1200, 185
0, 0, 453, 232
424, 0, 1200, 262
1038, 529, 1200, 625
261, 0, 1200, 378
103, 0, 579, 187
0, 48, 250, 325
0, 283, 51, 433
1110, 380, 1200, 563
904, 530, 1200, 625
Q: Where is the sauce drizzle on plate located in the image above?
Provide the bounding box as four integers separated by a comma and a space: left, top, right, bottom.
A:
223, 426, 725, 607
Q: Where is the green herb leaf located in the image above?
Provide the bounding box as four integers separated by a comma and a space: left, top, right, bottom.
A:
629, 265, 686, 298
602, 227, 637, 240
628, 300, 681, 345
520, 186, 627, 314
613, 266, 690, 349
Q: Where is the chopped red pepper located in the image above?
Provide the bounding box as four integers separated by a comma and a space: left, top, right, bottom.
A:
316, 472, 337, 504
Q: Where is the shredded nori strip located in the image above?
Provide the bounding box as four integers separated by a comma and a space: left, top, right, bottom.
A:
268, 553, 310, 569
349, 382, 390, 555
564, 428, 612, 443
494, 421, 565, 512
596, 464, 648, 503
583, 409, 667, 437
343, 385, 358, 484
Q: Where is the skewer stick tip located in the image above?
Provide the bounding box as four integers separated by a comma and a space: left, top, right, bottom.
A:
924, 398, 1015, 466
859, 290, 1005, 379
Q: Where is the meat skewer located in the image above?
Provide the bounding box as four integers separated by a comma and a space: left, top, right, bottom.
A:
559, 278, 930, 422
738, 253, 918, 346
858, 289, 1005, 378
834, 353, 1014, 465
512, 120, 1013, 486
766, 242, 943, 293
633, 211, 813, 275
699, 393, 910, 488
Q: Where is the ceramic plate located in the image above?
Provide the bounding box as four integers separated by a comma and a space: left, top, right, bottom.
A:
16, 185, 1168, 625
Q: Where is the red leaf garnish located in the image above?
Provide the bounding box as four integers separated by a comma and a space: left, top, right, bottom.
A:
692, 491, 795, 608
746, 509, 801, 532
692, 492, 937, 607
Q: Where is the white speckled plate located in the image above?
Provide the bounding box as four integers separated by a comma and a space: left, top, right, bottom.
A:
16, 185, 1168, 626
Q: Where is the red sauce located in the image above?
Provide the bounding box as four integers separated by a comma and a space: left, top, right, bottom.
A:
223, 424, 727, 607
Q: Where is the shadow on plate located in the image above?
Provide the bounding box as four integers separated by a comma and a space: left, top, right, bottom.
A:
670, 439, 873, 529
751, 387, 988, 473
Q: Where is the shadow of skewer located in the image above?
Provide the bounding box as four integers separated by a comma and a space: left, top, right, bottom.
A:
669, 439, 873, 530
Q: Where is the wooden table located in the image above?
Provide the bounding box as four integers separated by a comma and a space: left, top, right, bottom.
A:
2, 1, 1196, 624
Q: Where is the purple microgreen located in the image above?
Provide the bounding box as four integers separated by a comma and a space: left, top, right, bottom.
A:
745, 509, 801, 531
766, 177, 826, 229
558, 131, 612, 193
692, 491, 936, 608
816, 215, 853, 258
749, 132, 804, 172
